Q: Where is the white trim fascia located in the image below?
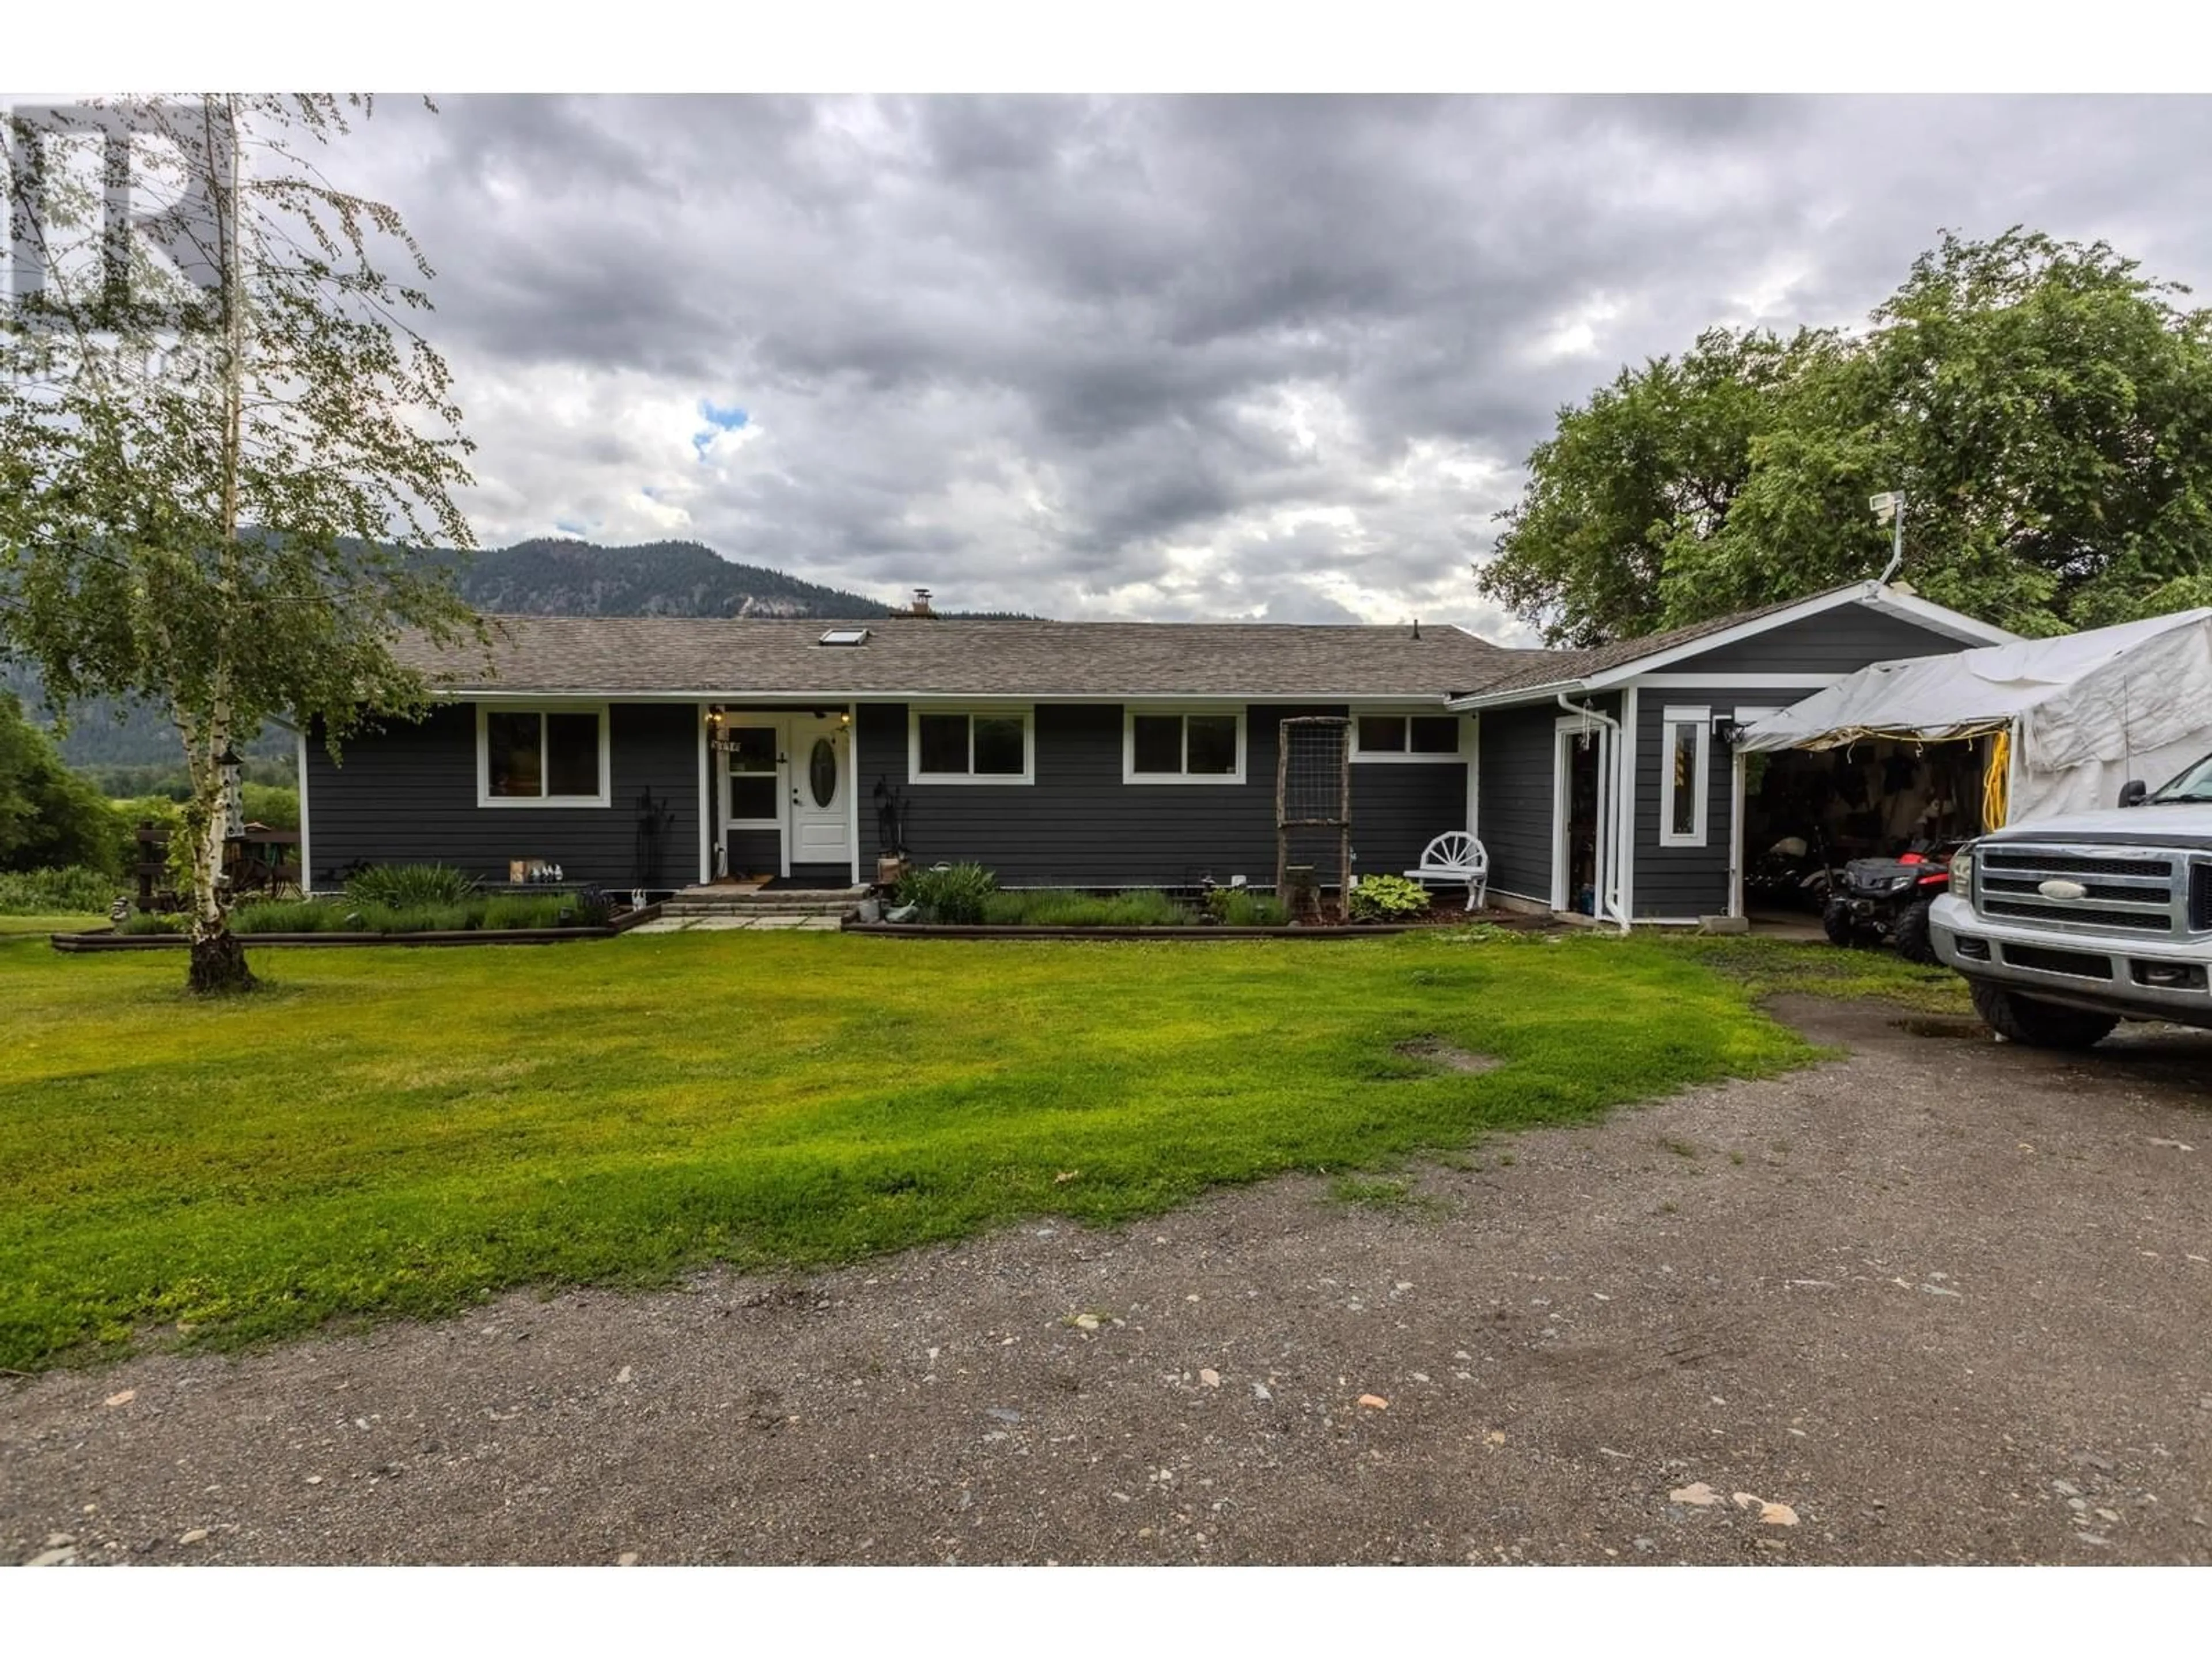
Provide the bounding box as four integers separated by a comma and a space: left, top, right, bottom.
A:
847, 703, 861, 884
1617, 687, 1638, 921
447, 688, 1462, 707
1580, 584, 2016, 692
1550, 717, 1577, 912
296, 727, 314, 897
1348, 707, 1474, 764
1123, 706, 1248, 785
907, 704, 1037, 785
1465, 713, 1481, 838
1448, 678, 1587, 713
1623, 672, 1844, 690
1657, 704, 1712, 849
696, 702, 711, 884
475, 701, 613, 809
1728, 745, 1748, 918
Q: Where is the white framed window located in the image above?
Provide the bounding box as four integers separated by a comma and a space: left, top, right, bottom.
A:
1659, 705, 1710, 847
908, 706, 1035, 784
718, 724, 781, 826
1351, 710, 1468, 763
1123, 707, 1246, 784
476, 703, 611, 808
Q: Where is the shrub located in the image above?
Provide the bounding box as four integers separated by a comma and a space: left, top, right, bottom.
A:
979, 888, 1195, 927
1348, 873, 1433, 922
344, 862, 479, 909
232, 900, 341, 934
1204, 887, 1289, 927
0, 865, 123, 915
478, 894, 575, 930
894, 862, 997, 924
240, 782, 300, 830
116, 910, 187, 935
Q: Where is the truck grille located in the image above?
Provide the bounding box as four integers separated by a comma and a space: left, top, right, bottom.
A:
1972, 843, 2187, 938
2195, 863, 2211, 933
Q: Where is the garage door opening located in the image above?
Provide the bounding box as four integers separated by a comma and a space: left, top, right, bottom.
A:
1733, 736, 1992, 928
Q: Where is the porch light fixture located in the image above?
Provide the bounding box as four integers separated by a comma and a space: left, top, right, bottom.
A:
1711, 714, 1747, 749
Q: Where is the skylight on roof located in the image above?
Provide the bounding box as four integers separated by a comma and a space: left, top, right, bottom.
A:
817, 627, 870, 646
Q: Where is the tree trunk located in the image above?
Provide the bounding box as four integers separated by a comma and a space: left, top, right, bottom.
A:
188, 921, 255, 995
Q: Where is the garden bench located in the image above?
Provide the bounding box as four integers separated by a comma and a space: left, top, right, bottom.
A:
1406, 831, 1488, 912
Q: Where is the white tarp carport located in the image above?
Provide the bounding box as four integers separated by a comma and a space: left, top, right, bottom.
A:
1737, 608, 2212, 822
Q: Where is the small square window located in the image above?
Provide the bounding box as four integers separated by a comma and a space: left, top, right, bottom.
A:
1185, 715, 1240, 775
917, 714, 971, 776
1132, 714, 1184, 775
1409, 716, 1461, 754
1358, 715, 1407, 753
972, 716, 1027, 775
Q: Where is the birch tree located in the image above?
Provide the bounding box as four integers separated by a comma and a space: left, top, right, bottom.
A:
0, 94, 482, 991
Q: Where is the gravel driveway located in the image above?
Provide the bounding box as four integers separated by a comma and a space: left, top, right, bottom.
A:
6, 997, 2209, 1566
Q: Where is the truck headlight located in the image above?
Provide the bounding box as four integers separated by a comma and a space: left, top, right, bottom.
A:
1949, 846, 1975, 893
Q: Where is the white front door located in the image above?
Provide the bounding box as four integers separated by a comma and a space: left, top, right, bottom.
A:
786, 714, 852, 874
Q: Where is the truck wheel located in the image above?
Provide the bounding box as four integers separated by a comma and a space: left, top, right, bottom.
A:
1968, 980, 2120, 1051
1822, 902, 1859, 949
1893, 898, 1939, 965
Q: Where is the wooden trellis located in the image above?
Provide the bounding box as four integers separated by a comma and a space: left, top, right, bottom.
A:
1276, 715, 1352, 918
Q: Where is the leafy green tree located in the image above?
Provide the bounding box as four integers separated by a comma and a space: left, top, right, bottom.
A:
0, 692, 120, 873
1, 95, 482, 991
1486, 229, 2212, 643
1486, 327, 1844, 645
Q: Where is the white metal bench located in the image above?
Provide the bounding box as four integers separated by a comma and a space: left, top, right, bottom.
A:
1406, 831, 1488, 912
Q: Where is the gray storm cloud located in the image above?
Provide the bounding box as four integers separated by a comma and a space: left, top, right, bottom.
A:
330, 94, 2212, 637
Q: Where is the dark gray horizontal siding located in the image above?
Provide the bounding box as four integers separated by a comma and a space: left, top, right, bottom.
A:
1631, 684, 1815, 919
857, 702, 1465, 888
1673, 605, 1970, 676
305, 701, 702, 891
1475, 703, 1558, 902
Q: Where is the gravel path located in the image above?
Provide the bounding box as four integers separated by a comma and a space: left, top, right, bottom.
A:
6, 997, 2209, 1566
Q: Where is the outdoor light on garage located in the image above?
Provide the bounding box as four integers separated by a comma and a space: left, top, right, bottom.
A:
1870, 490, 1906, 584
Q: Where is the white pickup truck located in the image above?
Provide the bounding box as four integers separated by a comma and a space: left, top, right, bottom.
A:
1931, 751, 2212, 1048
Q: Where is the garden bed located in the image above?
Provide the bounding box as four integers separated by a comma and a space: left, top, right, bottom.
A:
50, 903, 661, 952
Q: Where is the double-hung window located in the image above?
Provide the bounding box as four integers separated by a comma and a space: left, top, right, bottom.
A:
1124, 709, 1245, 783
1659, 706, 1710, 847
478, 704, 610, 807
909, 707, 1035, 783
1353, 711, 1466, 761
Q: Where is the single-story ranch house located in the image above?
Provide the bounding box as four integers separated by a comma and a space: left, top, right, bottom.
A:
297, 579, 2015, 925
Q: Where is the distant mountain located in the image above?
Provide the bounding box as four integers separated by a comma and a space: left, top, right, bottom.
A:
421, 538, 1027, 622
9, 539, 1029, 771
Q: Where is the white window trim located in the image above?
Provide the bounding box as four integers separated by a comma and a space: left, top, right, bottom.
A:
907, 704, 1036, 785
1122, 706, 1248, 785
1350, 708, 1471, 764
476, 702, 611, 809
1658, 705, 1711, 848
717, 719, 784, 829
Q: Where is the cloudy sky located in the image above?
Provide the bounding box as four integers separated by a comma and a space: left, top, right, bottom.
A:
331, 95, 2212, 637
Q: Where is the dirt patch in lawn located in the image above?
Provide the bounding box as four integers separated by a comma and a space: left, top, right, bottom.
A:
1395, 1038, 1503, 1074
4, 997, 2209, 1567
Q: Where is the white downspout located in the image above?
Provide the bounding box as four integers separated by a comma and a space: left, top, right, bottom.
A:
1558, 692, 1631, 934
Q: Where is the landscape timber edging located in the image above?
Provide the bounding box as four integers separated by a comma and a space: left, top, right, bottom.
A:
47, 903, 662, 952
839, 922, 1415, 940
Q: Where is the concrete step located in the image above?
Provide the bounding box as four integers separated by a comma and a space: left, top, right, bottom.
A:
662, 900, 861, 918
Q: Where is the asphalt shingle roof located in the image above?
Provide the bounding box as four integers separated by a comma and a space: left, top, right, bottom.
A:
1456, 588, 1861, 698
396, 615, 1535, 700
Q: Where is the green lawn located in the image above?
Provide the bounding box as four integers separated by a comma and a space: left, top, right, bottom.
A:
2, 924, 1842, 1372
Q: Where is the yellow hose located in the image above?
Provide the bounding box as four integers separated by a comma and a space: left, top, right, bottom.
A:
1983, 729, 2010, 830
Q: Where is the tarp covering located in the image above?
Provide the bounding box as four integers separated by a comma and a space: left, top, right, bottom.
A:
1737, 609, 2212, 821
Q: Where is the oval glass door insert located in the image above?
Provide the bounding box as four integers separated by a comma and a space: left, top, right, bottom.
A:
808, 736, 837, 808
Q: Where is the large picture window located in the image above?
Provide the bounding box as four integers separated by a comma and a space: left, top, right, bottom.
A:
908, 707, 1035, 783
1353, 711, 1465, 761
478, 704, 610, 807
1660, 706, 1710, 847
1123, 709, 1245, 783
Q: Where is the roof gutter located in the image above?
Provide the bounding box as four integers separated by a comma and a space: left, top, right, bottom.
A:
1446, 679, 1588, 713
